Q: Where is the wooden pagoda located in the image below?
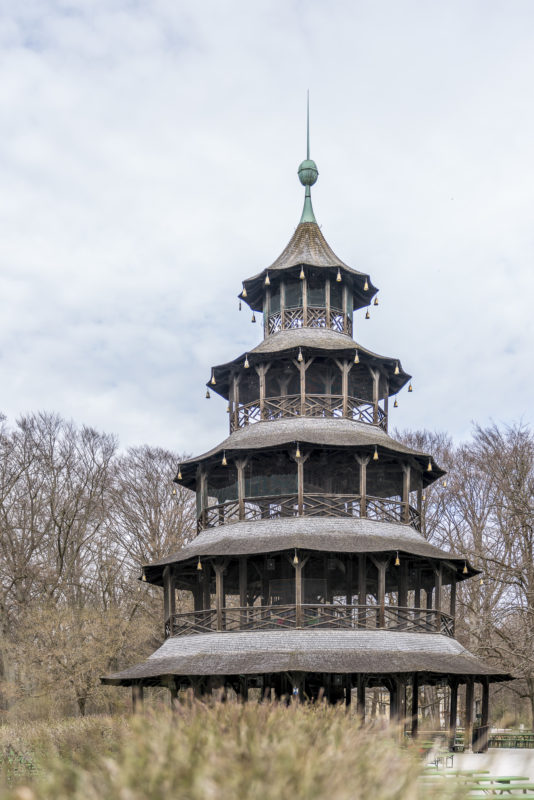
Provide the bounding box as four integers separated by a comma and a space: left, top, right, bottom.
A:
103, 127, 510, 748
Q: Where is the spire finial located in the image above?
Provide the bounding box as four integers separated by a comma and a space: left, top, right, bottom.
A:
298, 91, 318, 224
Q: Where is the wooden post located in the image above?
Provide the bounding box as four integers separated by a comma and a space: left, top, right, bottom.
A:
345, 674, 352, 708
398, 558, 408, 613
236, 459, 247, 520
449, 679, 458, 749
357, 456, 369, 518
163, 565, 170, 636
325, 278, 331, 328
358, 555, 367, 627
342, 284, 348, 334
215, 563, 225, 631
346, 556, 354, 610
256, 364, 266, 420
411, 673, 419, 737
302, 274, 308, 325
479, 677, 490, 753
295, 560, 303, 627
357, 675, 366, 719
389, 681, 398, 723
370, 367, 380, 425
414, 568, 421, 622
434, 564, 442, 632
450, 572, 457, 633
375, 560, 387, 628
264, 287, 270, 338
402, 464, 411, 524
384, 378, 389, 432
233, 375, 240, 433
239, 556, 247, 628
280, 279, 286, 329
132, 684, 143, 713
240, 676, 249, 702
465, 678, 474, 752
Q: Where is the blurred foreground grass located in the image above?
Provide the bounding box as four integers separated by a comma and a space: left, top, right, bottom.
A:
0, 701, 468, 800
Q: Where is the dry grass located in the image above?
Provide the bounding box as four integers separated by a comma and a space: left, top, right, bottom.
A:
0, 700, 468, 800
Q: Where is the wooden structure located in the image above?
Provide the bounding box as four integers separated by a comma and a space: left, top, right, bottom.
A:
102, 131, 510, 746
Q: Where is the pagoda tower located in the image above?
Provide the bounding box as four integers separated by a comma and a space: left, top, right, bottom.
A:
103, 116, 509, 748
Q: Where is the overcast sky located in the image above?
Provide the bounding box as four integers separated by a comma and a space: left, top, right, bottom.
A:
1, 1, 533, 457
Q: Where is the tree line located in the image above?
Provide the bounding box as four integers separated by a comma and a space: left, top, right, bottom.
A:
0, 411, 533, 722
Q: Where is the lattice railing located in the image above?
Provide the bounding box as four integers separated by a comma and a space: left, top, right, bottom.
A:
168, 605, 454, 638
267, 307, 353, 336
230, 394, 387, 432
199, 493, 421, 532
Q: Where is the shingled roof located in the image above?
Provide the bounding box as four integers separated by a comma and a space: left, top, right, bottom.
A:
240, 222, 377, 312
102, 629, 510, 685
142, 516, 478, 585
178, 418, 444, 485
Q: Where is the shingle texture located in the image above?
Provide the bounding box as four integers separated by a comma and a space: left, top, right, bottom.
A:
145, 516, 469, 573
102, 629, 509, 684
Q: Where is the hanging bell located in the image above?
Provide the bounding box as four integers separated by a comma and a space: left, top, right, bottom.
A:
265, 273, 270, 286
205, 389, 211, 399
480, 578, 484, 586
394, 363, 400, 375
394, 398, 399, 408
244, 355, 250, 369
442, 480, 447, 488
363, 278, 369, 291
422, 493, 426, 501
373, 446, 379, 461
354, 350, 359, 364
395, 552, 400, 567
172, 488, 176, 496
222, 452, 227, 466
197, 557, 203, 572
293, 549, 299, 566
177, 466, 182, 480
295, 442, 301, 459
226, 404, 230, 413
211, 373, 216, 385
336, 269, 342, 283
251, 313, 256, 323
365, 310, 370, 320
142, 572, 147, 582
463, 562, 468, 575
297, 347, 303, 363
374, 296, 379, 306
242, 286, 247, 298
427, 459, 432, 472
300, 266, 305, 280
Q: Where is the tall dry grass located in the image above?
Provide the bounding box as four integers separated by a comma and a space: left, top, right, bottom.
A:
0, 700, 468, 800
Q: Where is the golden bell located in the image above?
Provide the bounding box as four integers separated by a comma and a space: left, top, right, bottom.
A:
251, 313, 256, 323
422, 493, 426, 501
222, 452, 227, 466
374, 296, 378, 306
408, 383, 413, 393
442, 480, 447, 488
297, 348, 303, 363
336, 269, 342, 282
197, 557, 203, 572
394, 363, 400, 375
300, 266, 305, 280
480, 578, 484, 586
242, 286, 247, 298
226, 404, 230, 413
205, 390, 211, 399
293, 550, 299, 566
178, 467, 182, 480
373, 446, 379, 461
172, 488, 176, 495
427, 459, 432, 472
265, 273, 270, 286
395, 552, 400, 567
463, 562, 468, 575
354, 350, 359, 364
142, 573, 147, 582
211, 374, 216, 385
244, 355, 250, 369
296, 443, 301, 458
394, 398, 398, 408
363, 278, 369, 291
365, 310, 370, 320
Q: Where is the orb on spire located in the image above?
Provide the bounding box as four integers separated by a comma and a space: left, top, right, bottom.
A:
298, 159, 318, 186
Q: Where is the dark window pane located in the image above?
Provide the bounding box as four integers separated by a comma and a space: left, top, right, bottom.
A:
285, 277, 302, 309
270, 283, 280, 314
330, 281, 342, 310
307, 274, 325, 307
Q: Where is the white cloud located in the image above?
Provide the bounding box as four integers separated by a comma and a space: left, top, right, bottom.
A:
1, 0, 533, 455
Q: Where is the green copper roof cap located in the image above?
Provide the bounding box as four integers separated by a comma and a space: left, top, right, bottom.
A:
298, 92, 318, 224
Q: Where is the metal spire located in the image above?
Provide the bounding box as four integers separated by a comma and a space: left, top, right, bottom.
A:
298, 91, 318, 224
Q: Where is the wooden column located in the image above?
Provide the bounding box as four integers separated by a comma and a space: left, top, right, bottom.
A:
375, 559, 387, 628
449, 678, 458, 749
414, 568, 421, 622
370, 367, 380, 425
193, 583, 203, 612
384, 378, 389, 432
402, 464, 411, 524
264, 287, 270, 338
357, 456, 369, 517
335, 359, 351, 417
215, 562, 225, 631
342, 284, 348, 334
389, 681, 398, 722
302, 274, 308, 325
346, 556, 354, 607
240, 676, 249, 702
450, 572, 457, 634
236, 459, 247, 521
325, 278, 331, 328
434, 564, 442, 632
398, 558, 408, 611
358, 555, 367, 627
357, 675, 366, 719
345, 674, 352, 708
239, 556, 247, 628
411, 674, 419, 737
295, 560, 303, 627
132, 684, 144, 713
465, 678, 474, 752
232, 375, 240, 433
280, 279, 286, 329
163, 565, 170, 635
479, 677, 490, 753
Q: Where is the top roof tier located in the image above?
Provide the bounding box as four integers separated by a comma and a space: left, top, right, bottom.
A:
239, 150, 377, 318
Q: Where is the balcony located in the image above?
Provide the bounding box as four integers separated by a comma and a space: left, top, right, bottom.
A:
166, 604, 454, 638
230, 394, 387, 433
198, 493, 421, 532
268, 306, 352, 336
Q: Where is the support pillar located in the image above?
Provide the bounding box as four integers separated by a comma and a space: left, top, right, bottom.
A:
236, 458, 248, 521
465, 678, 474, 752
449, 678, 458, 749
475, 678, 490, 753
345, 674, 352, 708
411, 674, 419, 737
357, 675, 366, 720
215, 563, 225, 631
357, 456, 369, 518
402, 464, 411, 524
239, 556, 248, 627
358, 554, 367, 627
132, 684, 144, 713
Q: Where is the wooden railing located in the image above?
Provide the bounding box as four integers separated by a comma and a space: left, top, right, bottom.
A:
167, 604, 454, 638
268, 306, 353, 336
199, 493, 421, 532
230, 394, 387, 432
